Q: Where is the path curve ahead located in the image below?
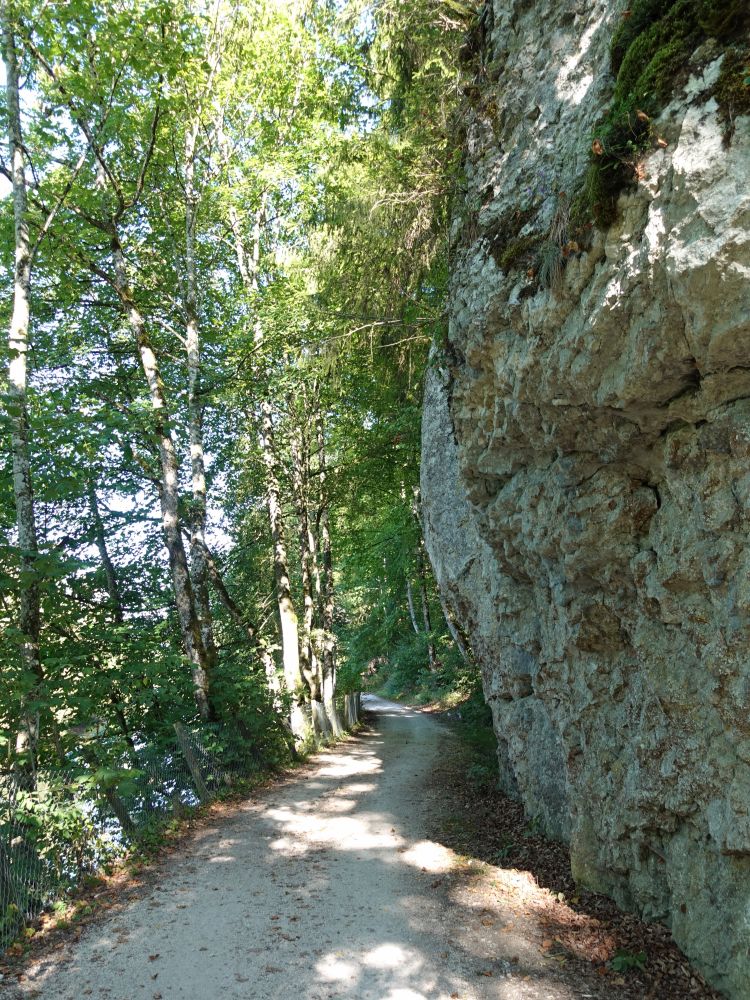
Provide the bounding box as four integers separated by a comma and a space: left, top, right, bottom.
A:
6, 697, 605, 1000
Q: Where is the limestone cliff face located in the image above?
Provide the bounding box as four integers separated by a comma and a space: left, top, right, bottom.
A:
421, 1, 750, 994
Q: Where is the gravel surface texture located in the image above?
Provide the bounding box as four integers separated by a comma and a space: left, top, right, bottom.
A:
0, 697, 671, 1000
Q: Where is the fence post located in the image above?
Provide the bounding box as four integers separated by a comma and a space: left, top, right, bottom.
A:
174, 723, 211, 802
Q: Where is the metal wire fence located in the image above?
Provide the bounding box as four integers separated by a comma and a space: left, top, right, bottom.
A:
0, 725, 244, 949
0, 696, 364, 949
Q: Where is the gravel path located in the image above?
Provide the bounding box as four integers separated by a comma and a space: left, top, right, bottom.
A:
4, 697, 610, 1000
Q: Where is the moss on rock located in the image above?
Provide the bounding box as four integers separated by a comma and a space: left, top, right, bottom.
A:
583, 0, 749, 226
715, 46, 750, 141
498, 233, 540, 271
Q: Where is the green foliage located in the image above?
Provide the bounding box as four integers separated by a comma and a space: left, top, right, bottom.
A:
0, 1, 475, 945
536, 240, 565, 289
587, 98, 653, 225
612, 0, 701, 107
610, 0, 677, 73
611, 949, 648, 972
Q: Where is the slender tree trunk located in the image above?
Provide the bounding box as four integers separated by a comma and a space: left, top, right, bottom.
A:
110, 234, 213, 720
3, 4, 42, 774
259, 403, 307, 740
183, 120, 219, 683
438, 592, 471, 663
227, 196, 309, 738
412, 487, 437, 671
191, 533, 283, 710
289, 413, 325, 734
88, 481, 124, 624
316, 411, 342, 736
86, 483, 137, 750
416, 543, 437, 671
406, 578, 420, 635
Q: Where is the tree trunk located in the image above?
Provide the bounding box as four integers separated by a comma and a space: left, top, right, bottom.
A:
86, 483, 137, 750
289, 413, 325, 735
406, 578, 420, 635
110, 234, 213, 720
411, 487, 437, 671
416, 542, 438, 671
191, 534, 284, 710
438, 591, 471, 663
183, 119, 219, 686
259, 403, 308, 740
2, 3, 43, 774
225, 192, 298, 713
174, 722, 211, 802
88, 481, 124, 625
316, 411, 342, 736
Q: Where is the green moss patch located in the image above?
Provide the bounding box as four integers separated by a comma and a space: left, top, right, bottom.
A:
498, 233, 540, 271
584, 0, 750, 226
613, 0, 701, 107
715, 46, 750, 140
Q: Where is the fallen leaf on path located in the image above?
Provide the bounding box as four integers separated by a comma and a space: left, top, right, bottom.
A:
148, 954, 160, 961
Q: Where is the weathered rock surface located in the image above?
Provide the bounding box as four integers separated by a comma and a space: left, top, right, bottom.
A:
421, 1, 750, 995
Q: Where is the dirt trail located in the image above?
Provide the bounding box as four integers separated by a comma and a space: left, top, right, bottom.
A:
4, 697, 618, 1000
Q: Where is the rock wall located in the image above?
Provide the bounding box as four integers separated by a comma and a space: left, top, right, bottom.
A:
421, 1, 750, 995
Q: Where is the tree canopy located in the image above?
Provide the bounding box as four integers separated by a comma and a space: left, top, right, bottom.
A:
0, 0, 474, 790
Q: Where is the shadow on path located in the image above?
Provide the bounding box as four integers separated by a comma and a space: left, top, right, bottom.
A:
10, 696, 620, 1000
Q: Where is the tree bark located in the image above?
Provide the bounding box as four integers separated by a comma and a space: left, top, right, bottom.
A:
438, 591, 471, 663
259, 403, 307, 740
183, 116, 219, 684
226, 194, 309, 739
189, 533, 283, 710
406, 578, 420, 635
2, 2, 43, 773
289, 413, 324, 724
315, 410, 342, 736
88, 481, 124, 625
86, 483, 137, 750
174, 722, 211, 802
412, 488, 437, 671
110, 234, 213, 721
